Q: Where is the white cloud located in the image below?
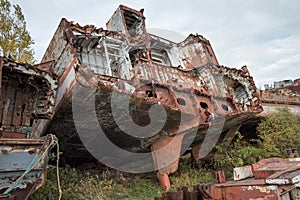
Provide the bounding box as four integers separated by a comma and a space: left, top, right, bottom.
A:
9, 0, 300, 87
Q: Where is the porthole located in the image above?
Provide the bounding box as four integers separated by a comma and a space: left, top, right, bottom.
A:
200, 102, 208, 109
145, 90, 157, 98
177, 98, 186, 106
221, 104, 229, 111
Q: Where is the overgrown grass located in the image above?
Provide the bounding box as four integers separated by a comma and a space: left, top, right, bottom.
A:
30, 158, 214, 200
169, 158, 214, 192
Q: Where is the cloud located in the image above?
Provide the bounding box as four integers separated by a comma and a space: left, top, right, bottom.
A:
9, 0, 300, 87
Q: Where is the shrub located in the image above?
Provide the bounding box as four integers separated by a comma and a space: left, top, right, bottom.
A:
213, 132, 263, 178
213, 108, 300, 178
257, 108, 300, 158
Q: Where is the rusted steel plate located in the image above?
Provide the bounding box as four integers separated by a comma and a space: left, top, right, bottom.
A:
233, 164, 253, 180
252, 157, 300, 179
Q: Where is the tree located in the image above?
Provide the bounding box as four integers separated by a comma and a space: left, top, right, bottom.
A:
257, 108, 300, 157
0, 0, 35, 63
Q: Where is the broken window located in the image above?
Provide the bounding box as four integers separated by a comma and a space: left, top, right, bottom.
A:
123, 10, 144, 37
129, 48, 147, 66
150, 49, 171, 65
78, 35, 132, 79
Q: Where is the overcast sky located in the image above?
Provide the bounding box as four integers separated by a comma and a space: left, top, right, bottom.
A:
10, 0, 300, 88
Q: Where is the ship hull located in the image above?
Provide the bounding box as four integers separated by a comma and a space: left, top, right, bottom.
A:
46, 76, 261, 165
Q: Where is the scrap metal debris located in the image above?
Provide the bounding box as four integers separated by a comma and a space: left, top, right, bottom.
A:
155, 157, 300, 199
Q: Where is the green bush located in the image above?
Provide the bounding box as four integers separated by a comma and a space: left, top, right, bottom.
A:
213, 108, 300, 178
213, 132, 263, 178
257, 108, 300, 158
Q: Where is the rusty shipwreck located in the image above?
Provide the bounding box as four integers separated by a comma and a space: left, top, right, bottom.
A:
0, 57, 58, 199
260, 78, 300, 116
32, 5, 264, 190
